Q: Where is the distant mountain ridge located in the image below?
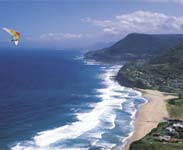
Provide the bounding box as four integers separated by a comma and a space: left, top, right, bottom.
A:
85, 33, 183, 62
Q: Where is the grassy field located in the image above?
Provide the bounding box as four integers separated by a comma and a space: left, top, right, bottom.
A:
130, 140, 183, 150
167, 98, 183, 120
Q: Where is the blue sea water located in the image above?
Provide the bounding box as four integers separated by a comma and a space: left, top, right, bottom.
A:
0, 50, 146, 150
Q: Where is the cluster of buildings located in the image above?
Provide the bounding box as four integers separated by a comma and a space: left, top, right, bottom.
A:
153, 120, 183, 143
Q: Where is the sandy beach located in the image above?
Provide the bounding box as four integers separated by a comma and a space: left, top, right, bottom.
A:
124, 89, 177, 150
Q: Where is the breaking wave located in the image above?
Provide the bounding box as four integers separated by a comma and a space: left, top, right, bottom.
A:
11, 64, 146, 150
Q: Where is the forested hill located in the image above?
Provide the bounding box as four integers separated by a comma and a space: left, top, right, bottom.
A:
116, 44, 183, 93
85, 33, 183, 63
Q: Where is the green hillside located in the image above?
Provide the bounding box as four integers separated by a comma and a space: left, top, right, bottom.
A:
116, 44, 183, 93
167, 98, 183, 120
85, 33, 183, 62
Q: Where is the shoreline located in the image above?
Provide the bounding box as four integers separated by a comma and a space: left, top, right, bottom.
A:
124, 88, 177, 150
83, 59, 177, 150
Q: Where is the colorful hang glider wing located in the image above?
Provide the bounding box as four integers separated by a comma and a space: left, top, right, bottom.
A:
3, 27, 20, 46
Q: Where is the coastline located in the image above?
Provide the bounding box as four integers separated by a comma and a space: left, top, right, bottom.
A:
84, 59, 177, 150
124, 89, 177, 150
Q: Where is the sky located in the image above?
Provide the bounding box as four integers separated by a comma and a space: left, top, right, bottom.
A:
0, 0, 183, 50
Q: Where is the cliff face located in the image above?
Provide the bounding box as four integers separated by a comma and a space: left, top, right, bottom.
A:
85, 33, 183, 62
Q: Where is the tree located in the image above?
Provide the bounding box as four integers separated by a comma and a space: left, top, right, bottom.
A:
178, 92, 183, 99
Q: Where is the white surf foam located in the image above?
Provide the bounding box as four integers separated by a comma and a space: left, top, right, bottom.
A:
11, 64, 147, 150
83, 59, 101, 66
74, 55, 84, 61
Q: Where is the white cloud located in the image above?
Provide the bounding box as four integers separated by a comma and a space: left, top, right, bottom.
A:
84, 11, 183, 35
40, 32, 83, 41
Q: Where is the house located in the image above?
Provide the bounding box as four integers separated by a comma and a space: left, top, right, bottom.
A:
173, 123, 183, 128
158, 135, 171, 142
166, 127, 175, 132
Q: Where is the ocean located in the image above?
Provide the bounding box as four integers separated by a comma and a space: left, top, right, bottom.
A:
0, 50, 146, 150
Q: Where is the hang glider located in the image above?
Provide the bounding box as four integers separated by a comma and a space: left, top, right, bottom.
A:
2, 27, 20, 46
